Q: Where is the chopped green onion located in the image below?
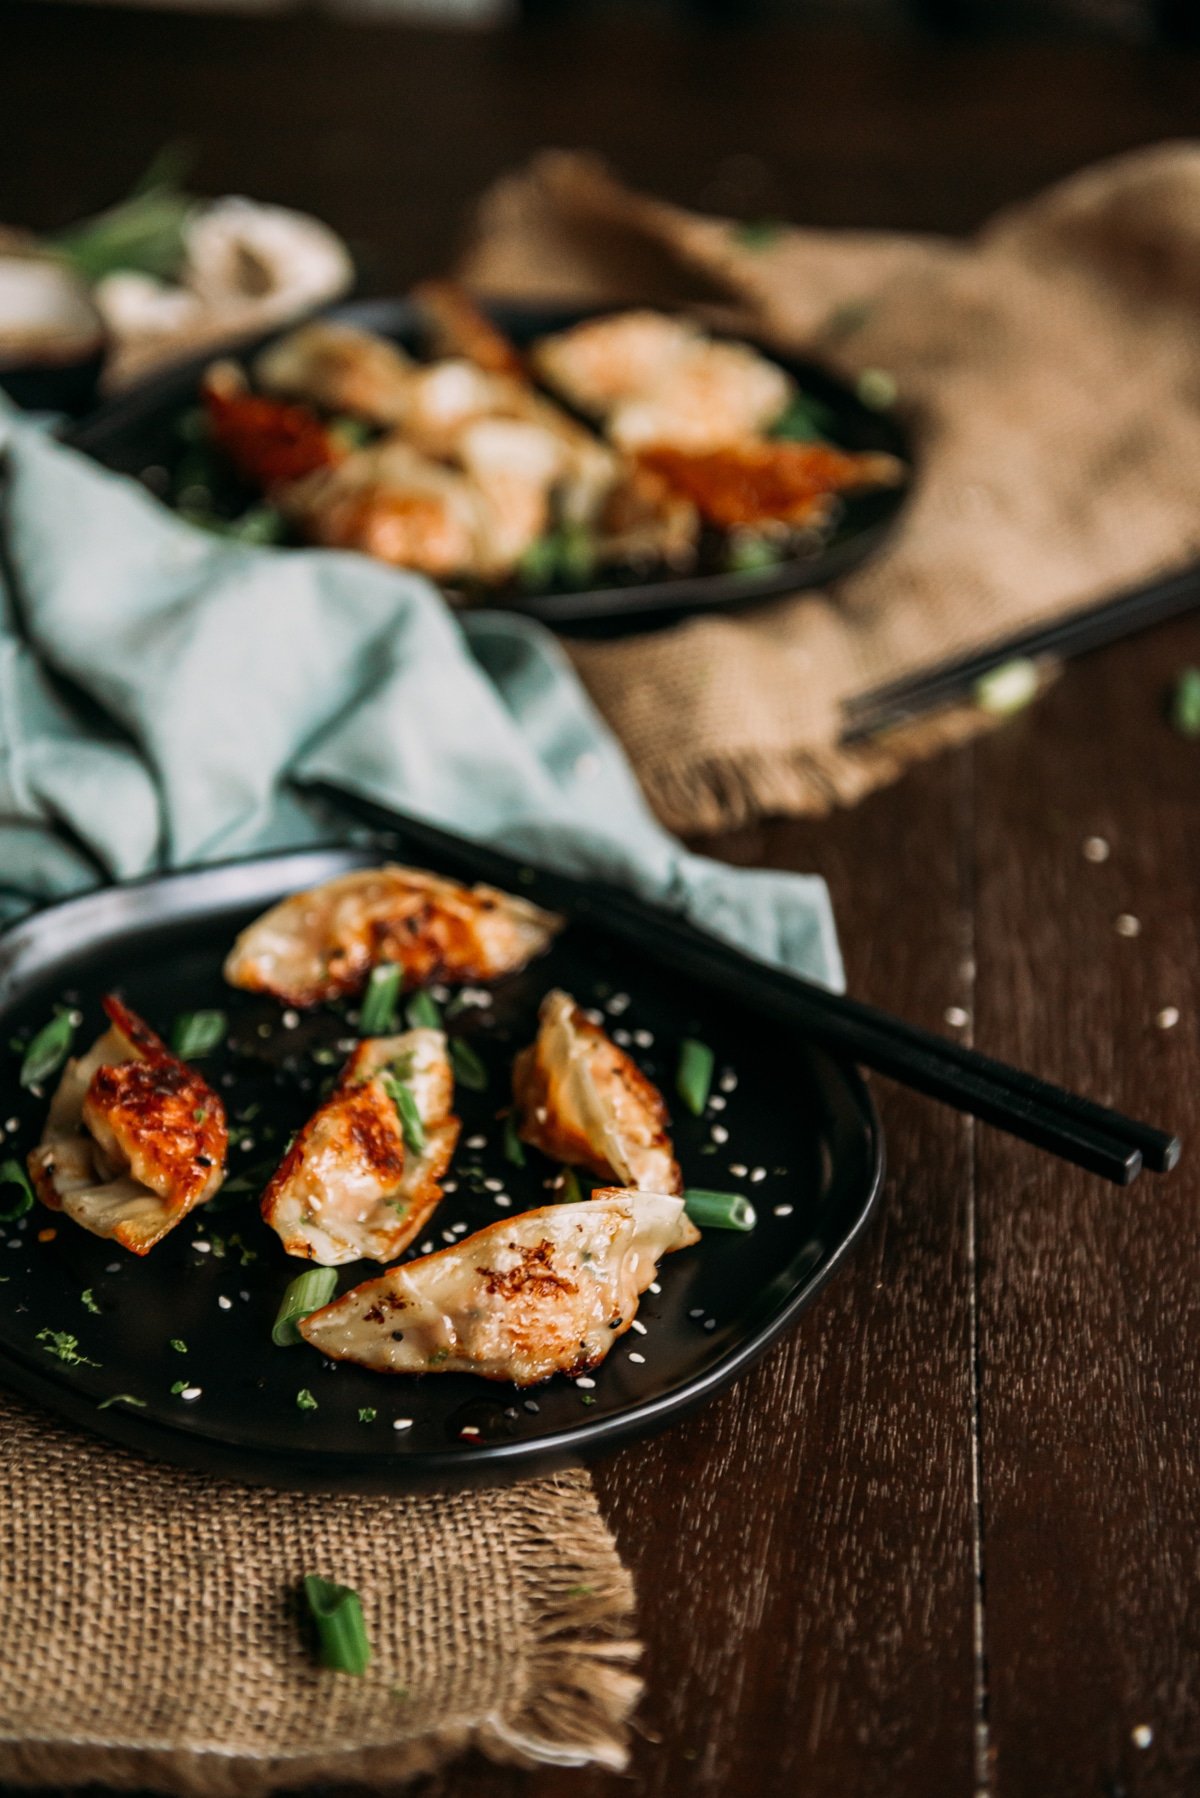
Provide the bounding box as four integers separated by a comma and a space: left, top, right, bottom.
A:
20, 1009, 75, 1089
734, 217, 784, 251
771, 394, 835, 442
1170, 666, 1200, 738
358, 1407, 377, 1425
503, 1113, 526, 1169
0, 1158, 34, 1221
684, 1188, 758, 1231
559, 1167, 584, 1205
406, 990, 442, 1030
676, 1037, 714, 1116
558, 521, 597, 586
518, 532, 560, 592
382, 1075, 426, 1155
170, 1338, 188, 1354
97, 1392, 147, 1411
36, 1329, 99, 1367
330, 416, 373, 450
302, 1574, 371, 1676
973, 658, 1040, 718
449, 1038, 487, 1092
296, 1388, 319, 1412
856, 367, 898, 410
360, 964, 403, 1036
208, 1159, 275, 1206
170, 1009, 227, 1059
725, 533, 782, 574
80, 1288, 100, 1315
170, 1379, 187, 1395
272, 1267, 338, 1347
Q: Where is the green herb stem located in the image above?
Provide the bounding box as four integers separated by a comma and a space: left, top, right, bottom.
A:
170, 1009, 227, 1059
405, 990, 442, 1031
20, 1010, 75, 1090
272, 1267, 338, 1347
360, 964, 403, 1036
302, 1575, 371, 1675
449, 1038, 487, 1092
0, 1158, 34, 1221
676, 1038, 715, 1116
683, 1188, 757, 1232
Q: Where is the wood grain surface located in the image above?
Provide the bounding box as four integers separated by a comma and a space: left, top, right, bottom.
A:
3, 8, 1200, 1795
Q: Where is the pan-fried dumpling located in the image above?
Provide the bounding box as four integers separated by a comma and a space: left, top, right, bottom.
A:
299, 1188, 684, 1385
512, 990, 698, 1249
26, 996, 228, 1255
261, 1028, 459, 1265
224, 864, 562, 1009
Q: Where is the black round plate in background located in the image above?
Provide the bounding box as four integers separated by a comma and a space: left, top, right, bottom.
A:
64, 298, 912, 630
0, 848, 883, 1492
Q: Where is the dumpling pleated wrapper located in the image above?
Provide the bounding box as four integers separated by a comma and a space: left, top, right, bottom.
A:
26, 996, 228, 1255
513, 989, 698, 1250
299, 1188, 685, 1386
223, 864, 562, 1009
260, 1028, 459, 1266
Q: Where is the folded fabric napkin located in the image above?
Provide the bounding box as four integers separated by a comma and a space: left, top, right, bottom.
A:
0, 404, 841, 1790
461, 142, 1200, 833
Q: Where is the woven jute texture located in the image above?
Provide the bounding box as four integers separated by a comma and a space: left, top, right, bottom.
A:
461, 142, 1200, 835
0, 1389, 641, 1793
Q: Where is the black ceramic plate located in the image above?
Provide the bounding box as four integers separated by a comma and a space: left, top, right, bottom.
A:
65, 297, 912, 629
0, 841, 883, 1492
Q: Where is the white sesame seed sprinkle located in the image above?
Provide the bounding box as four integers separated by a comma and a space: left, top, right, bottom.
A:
711, 1124, 729, 1144
282, 1010, 300, 1029
193, 1241, 212, 1254
633, 1029, 654, 1048
1157, 1007, 1180, 1029
703, 1318, 716, 1331
648, 1281, 661, 1294
1083, 836, 1110, 863
1132, 1724, 1153, 1749
750, 1166, 767, 1183
466, 1135, 486, 1150
239, 1138, 255, 1154
719, 1071, 737, 1093
583, 1008, 604, 1026
494, 1194, 512, 1208
421, 1241, 434, 1255
612, 1028, 632, 1047
944, 1006, 970, 1029
452, 1220, 469, 1234
708, 1094, 727, 1111
631, 1319, 647, 1335
239, 1290, 250, 1302
5, 1117, 18, 1134
217, 1296, 232, 1310
180, 1386, 202, 1402
441, 1230, 456, 1243
393, 1417, 414, 1431
106, 1263, 122, 1274
484, 1178, 503, 1192
606, 993, 630, 1015
774, 1204, 795, 1217
1116, 913, 1141, 937
730, 1163, 748, 1178
460, 1425, 481, 1437
689, 1308, 704, 1318
629, 1352, 646, 1364
443, 1179, 458, 1194
575, 1376, 596, 1389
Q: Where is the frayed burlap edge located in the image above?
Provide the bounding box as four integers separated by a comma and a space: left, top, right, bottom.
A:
0, 1452, 642, 1798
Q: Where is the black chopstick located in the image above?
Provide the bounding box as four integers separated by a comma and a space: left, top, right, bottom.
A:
295, 781, 1180, 1188
841, 556, 1200, 742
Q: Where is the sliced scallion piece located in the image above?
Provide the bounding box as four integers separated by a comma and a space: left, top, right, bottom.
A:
272, 1267, 338, 1347
560, 1167, 584, 1205
684, 1188, 757, 1232
359, 964, 403, 1036
449, 1038, 487, 1092
1170, 665, 1200, 737
406, 990, 442, 1031
382, 1075, 426, 1155
20, 1009, 75, 1089
503, 1113, 526, 1169
0, 1158, 34, 1222
170, 1008, 227, 1059
676, 1038, 714, 1116
302, 1574, 371, 1676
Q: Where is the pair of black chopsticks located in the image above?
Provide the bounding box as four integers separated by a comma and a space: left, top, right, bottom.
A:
297, 781, 1180, 1188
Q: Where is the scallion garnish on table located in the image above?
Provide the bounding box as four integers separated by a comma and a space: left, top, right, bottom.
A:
170, 1008, 227, 1059
0, 1158, 34, 1222
272, 1267, 338, 1347
684, 1189, 758, 1232
20, 1008, 75, 1090
675, 1037, 714, 1116
359, 964, 403, 1036
302, 1574, 371, 1676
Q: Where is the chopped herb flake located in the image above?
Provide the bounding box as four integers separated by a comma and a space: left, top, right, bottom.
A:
37, 1329, 99, 1367
170, 1338, 188, 1353
21, 1009, 74, 1090
296, 1388, 319, 1412
170, 1009, 227, 1059
382, 1074, 426, 1155
358, 1407, 377, 1425
0, 1158, 34, 1221
80, 1288, 101, 1315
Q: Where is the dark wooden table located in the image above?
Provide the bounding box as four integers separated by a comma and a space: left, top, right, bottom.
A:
4, 8, 1200, 1795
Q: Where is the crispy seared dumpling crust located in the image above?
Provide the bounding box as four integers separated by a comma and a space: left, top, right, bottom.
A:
27, 996, 227, 1255
299, 1189, 684, 1385
261, 1029, 459, 1265
224, 864, 563, 1009
513, 991, 697, 1249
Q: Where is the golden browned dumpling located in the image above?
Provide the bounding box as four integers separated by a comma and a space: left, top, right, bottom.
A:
224, 865, 562, 1010
299, 1188, 684, 1385
27, 996, 228, 1255
513, 989, 698, 1250
261, 1029, 458, 1265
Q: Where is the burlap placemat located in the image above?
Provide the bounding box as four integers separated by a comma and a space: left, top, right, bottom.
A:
0, 1389, 640, 1792
461, 142, 1200, 834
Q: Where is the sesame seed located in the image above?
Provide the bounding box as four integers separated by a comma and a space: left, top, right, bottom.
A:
1156, 1006, 1180, 1029
239, 1290, 250, 1302
466, 1135, 486, 1150
1116, 913, 1141, 937
393, 1417, 414, 1431
523, 1399, 540, 1413
193, 1241, 212, 1255
729, 1163, 748, 1178
452, 1221, 469, 1234
583, 1008, 604, 1026
774, 1204, 795, 1217
749, 1167, 767, 1183
421, 1241, 434, 1255
282, 1010, 300, 1029
575, 1376, 596, 1389
944, 1006, 970, 1029
180, 1386, 202, 1402
708, 1094, 727, 1111
631, 1319, 647, 1336
612, 1028, 632, 1047
633, 1029, 654, 1048
441, 1230, 456, 1243
430, 984, 449, 1002
703, 1318, 716, 1331
648, 1281, 661, 1294
67, 1009, 83, 1027
606, 993, 630, 1016
4, 1117, 18, 1134
688, 1307, 705, 1318
106, 1263, 122, 1274
494, 1194, 512, 1208
443, 1179, 458, 1194
484, 1178, 503, 1192
217, 1296, 232, 1310
239, 1138, 255, 1154
629, 1352, 646, 1364
1132, 1725, 1153, 1749
719, 1071, 737, 1093
711, 1124, 729, 1144
1083, 836, 1110, 863
256, 1023, 272, 1039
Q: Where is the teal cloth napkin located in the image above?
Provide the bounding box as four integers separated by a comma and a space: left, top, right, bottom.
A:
0, 409, 842, 990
